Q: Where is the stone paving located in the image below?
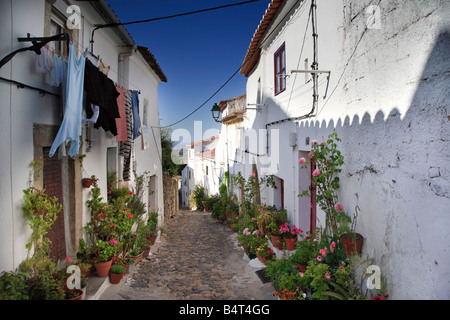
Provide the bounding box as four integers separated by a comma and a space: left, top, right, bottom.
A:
100, 210, 276, 300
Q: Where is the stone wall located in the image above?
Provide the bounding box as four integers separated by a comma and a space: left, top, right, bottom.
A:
163, 172, 179, 218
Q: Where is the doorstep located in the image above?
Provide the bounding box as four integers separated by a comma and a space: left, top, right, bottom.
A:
85, 275, 112, 300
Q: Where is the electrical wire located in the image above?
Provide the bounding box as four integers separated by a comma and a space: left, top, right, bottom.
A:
154, 0, 302, 129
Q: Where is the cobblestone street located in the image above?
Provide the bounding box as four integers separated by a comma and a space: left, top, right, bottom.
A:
100, 210, 276, 300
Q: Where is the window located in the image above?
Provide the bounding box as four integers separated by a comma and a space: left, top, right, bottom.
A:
274, 43, 286, 95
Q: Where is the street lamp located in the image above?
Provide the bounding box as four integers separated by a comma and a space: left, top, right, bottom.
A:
211, 103, 221, 122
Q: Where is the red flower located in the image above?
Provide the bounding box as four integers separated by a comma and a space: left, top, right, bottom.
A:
128, 191, 133, 195
127, 213, 133, 219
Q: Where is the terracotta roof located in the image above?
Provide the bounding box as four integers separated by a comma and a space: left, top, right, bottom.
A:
240, 0, 284, 77
198, 148, 216, 160
190, 135, 219, 148
137, 46, 168, 83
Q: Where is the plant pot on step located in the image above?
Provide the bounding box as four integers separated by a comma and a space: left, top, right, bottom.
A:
130, 251, 144, 264
147, 235, 157, 245
284, 238, 296, 250
270, 235, 284, 250
94, 259, 112, 277
339, 233, 364, 255
109, 272, 125, 284
65, 289, 84, 300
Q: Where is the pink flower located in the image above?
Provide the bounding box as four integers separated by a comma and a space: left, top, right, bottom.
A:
299, 272, 304, 278
312, 169, 321, 177
251, 173, 255, 177
290, 238, 296, 243
299, 157, 306, 164
325, 272, 331, 280
311, 140, 318, 147
308, 151, 315, 159
339, 265, 344, 270
317, 256, 322, 262
109, 239, 118, 246
65, 257, 71, 263
334, 203, 344, 213
231, 196, 234, 200
330, 241, 336, 253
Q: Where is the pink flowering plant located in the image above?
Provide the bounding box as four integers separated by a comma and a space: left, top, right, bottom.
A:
279, 222, 301, 240
298, 131, 351, 238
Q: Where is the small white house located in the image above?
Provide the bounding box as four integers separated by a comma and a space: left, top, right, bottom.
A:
0, 0, 167, 272
231, 0, 450, 299
180, 135, 219, 208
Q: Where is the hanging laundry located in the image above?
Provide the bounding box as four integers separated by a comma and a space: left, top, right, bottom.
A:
49, 42, 86, 158
46, 53, 64, 87
98, 58, 110, 76
115, 86, 127, 142
35, 47, 50, 74
120, 89, 133, 181
131, 90, 141, 140
82, 103, 100, 124
84, 59, 120, 135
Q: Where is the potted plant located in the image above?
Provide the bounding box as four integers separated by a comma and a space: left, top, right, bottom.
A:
279, 222, 301, 250
0, 270, 30, 300
92, 239, 118, 277
290, 234, 317, 272
298, 131, 352, 239
109, 264, 126, 284
339, 206, 363, 255
267, 221, 283, 250
81, 176, 95, 188
255, 242, 276, 264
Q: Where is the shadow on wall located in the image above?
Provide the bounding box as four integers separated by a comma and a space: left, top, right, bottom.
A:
298, 30, 450, 299
232, 30, 449, 299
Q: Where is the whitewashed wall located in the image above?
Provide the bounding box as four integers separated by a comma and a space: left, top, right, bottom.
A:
244, 0, 450, 299
0, 0, 165, 272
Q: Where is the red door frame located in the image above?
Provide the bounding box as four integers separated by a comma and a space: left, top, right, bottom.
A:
310, 158, 317, 235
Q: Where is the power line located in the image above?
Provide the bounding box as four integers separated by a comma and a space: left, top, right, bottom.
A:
155, 0, 302, 129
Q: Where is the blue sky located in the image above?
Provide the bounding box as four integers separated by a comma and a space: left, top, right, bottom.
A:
105, 0, 271, 142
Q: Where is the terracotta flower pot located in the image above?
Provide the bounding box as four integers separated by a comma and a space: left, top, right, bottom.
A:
130, 251, 144, 264
296, 263, 307, 272
270, 235, 283, 250
147, 236, 157, 245
81, 178, 93, 188
284, 238, 296, 250
65, 289, 84, 300
94, 259, 112, 277
339, 233, 364, 255
109, 271, 125, 284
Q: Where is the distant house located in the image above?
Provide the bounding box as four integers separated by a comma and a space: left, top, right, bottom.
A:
220, 0, 450, 299
180, 135, 218, 208
0, 0, 167, 271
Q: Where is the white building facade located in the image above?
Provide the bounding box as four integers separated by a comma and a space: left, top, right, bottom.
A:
0, 0, 166, 272
234, 0, 450, 299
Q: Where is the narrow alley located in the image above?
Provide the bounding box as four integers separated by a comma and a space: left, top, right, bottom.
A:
100, 210, 276, 300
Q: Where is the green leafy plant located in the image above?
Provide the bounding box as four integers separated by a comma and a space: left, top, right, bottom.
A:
299, 131, 351, 238
22, 162, 62, 263
0, 271, 30, 300
110, 265, 126, 274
